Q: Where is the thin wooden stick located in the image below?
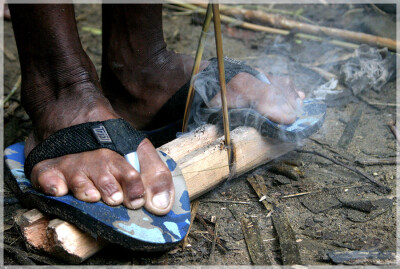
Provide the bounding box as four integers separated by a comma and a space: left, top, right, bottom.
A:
296, 149, 391, 194
182, 4, 212, 132
388, 120, 400, 144
212, 4, 233, 173
208, 217, 219, 263
3, 75, 21, 106
182, 200, 200, 248
167, 2, 359, 50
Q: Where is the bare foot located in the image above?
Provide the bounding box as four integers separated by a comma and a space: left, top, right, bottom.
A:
101, 5, 304, 130
101, 46, 305, 130
100, 4, 303, 131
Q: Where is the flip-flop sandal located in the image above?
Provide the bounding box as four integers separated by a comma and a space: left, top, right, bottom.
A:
4, 119, 191, 252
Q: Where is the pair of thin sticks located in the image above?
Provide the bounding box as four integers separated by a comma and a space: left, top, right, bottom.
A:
181, 4, 234, 171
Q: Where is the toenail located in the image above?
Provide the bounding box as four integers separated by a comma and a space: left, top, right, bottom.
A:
295, 98, 303, 109
130, 198, 145, 209
85, 189, 100, 199
49, 187, 57, 196
152, 192, 170, 209
110, 192, 123, 203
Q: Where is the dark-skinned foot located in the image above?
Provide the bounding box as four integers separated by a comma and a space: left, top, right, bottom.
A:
101, 5, 305, 132
10, 4, 175, 215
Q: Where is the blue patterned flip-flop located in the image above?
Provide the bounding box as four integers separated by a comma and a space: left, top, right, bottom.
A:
4, 120, 191, 252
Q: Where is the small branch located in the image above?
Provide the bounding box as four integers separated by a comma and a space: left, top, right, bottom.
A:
247, 175, 273, 212
280, 183, 366, 199
2, 75, 21, 106
166, 1, 360, 50
388, 120, 400, 144
208, 217, 219, 263
200, 199, 254, 205
355, 158, 398, 166
195, 214, 227, 253
182, 200, 200, 248
296, 149, 391, 194
207, 3, 397, 50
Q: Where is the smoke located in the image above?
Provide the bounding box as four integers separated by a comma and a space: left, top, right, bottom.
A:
186, 34, 309, 145
340, 45, 396, 96
184, 14, 395, 144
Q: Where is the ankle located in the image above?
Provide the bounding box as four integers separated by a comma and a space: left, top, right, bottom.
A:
21, 51, 100, 117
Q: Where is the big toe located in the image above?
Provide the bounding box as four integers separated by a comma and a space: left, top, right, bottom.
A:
137, 139, 175, 215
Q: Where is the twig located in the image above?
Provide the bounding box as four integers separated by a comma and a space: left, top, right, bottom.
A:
280, 183, 366, 199
355, 158, 398, 166
4, 102, 20, 118
296, 149, 391, 194
361, 101, 400, 107
182, 200, 200, 248
387, 121, 400, 144
167, 1, 360, 50
256, 6, 315, 24
208, 217, 219, 263
308, 137, 355, 161
370, 4, 389, 16
200, 199, 254, 205
280, 191, 312, 199
295, 33, 359, 49
3, 75, 21, 106
195, 213, 227, 253
310, 51, 354, 67
337, 104, 363, 148
247, 175, 273, 212
205, 3, 397, 50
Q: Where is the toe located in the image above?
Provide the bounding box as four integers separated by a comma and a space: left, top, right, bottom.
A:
137, 139, 174, 215
68, 173, 101, 202
31, 162, 69, 196
90, 172, 124, 206
110, 160, 146, 209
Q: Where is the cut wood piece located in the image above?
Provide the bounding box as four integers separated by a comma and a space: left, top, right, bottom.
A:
15, 209, 106, 264
240, 216, 272, 265
247, 175, 273, 212
271, 207, 302, 265
46, 219, 107, 264
170, 126, 296, 199
14, 209, 52, 252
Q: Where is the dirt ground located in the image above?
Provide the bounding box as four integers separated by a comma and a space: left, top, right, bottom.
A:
3, 3, 397, 266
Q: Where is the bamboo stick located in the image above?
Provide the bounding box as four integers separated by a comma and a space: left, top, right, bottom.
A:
182, 4, 212, 132
212, 3, 234, 172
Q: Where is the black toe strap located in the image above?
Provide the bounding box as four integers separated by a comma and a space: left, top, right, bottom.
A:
24, 119, 146, 179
